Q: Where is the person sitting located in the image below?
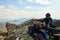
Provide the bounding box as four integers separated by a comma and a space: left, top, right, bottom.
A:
28, 20, 49, 40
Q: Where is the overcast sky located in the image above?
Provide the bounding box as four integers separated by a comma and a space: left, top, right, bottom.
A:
0, 0, 60, 20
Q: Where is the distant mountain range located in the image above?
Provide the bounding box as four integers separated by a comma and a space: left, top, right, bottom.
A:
8, 18, 31, 24
0, 18, 31, 22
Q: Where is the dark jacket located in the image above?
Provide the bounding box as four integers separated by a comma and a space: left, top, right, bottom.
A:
43, 18, 53, 27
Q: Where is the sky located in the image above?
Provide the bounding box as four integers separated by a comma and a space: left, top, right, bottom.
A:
0, 0, 60, 20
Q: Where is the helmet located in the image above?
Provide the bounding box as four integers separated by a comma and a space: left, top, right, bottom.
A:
46, 13, 51, 17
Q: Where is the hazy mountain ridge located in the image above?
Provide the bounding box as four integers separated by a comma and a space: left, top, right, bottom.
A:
8, 18, 31, 24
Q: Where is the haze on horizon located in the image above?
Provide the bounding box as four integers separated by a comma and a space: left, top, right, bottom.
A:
0, 0, 60, 20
